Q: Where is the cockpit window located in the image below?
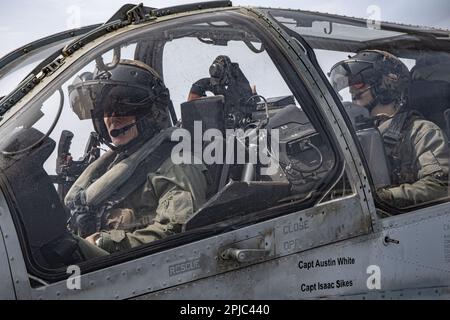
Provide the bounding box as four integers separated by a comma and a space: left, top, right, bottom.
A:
0, 11, 344, 275
269, 8, 450, 213
273, 15, 405, 42
326, 52, 450, 213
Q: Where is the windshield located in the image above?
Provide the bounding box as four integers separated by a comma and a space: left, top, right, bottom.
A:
0, 11, 342, 272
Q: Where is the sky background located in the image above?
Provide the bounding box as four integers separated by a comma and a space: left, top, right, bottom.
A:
1, 0, 450, 57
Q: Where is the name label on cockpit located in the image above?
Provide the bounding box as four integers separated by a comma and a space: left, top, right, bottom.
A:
298, 257, 355, 271
300, 280, 354, 294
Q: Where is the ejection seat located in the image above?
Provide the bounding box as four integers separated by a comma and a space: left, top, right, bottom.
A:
409, 80, 450, 137
409, 55, 450, 196
180, 95, 227, 198
0, 128, 85, 269
343, 102, 391, 189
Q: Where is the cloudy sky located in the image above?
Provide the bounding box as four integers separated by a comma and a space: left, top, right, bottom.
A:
1, 0, 449, 57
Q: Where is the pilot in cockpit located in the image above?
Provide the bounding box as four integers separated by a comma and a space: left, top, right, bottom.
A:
330, 50, 449, 209
66, 59, 209, 254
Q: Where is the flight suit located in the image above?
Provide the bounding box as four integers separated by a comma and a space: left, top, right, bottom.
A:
67, 137, 209, 255
96, 158, 209, 253
376, 112, 449, 208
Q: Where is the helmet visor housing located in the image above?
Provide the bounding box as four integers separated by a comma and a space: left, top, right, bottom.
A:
330, 50, 411, 106
68, 60, 171, 145
69, 79, 161, 120
330, 60, 378, 101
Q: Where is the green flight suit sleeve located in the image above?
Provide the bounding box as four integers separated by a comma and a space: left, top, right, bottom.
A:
74, 235, 110, 259
378, 122, 449, 208
97, 161, 208, 253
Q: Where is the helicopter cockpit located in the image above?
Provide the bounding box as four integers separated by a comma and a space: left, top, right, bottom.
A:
0, 7, 340, 272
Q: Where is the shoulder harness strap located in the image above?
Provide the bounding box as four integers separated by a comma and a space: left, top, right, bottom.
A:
382, 110, 423, 156
381, 110, 421, 181
104, 140, 176, 206
381, 110, 410, 158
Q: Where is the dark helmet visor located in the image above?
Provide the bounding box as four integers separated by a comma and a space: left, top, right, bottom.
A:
329, 60, 374, 92
69, 79, 159, 120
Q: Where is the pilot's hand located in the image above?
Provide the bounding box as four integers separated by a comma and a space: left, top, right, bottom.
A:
106, 208, 135, 230
85, 232, 102, 246
376, 188, 394, 204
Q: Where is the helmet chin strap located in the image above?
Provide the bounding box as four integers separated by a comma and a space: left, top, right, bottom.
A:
352, 87, 368, 100
109, 111, 156, 138
363, 97, 379, 114
352, 86, 379, 114
109, 115, 158, 153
